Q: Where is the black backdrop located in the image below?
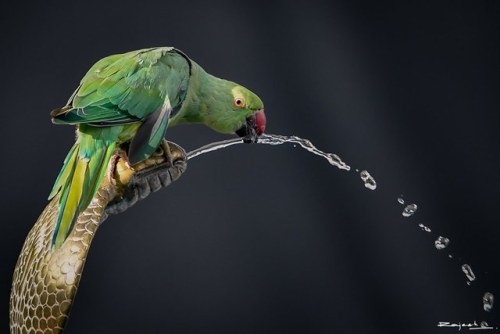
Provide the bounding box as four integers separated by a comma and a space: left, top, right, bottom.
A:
1, 1, 499, 333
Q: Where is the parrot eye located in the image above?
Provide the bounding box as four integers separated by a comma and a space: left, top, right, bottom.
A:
233, 97, 246, 108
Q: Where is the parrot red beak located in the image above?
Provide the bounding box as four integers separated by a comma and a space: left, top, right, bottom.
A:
235, 109, 266, 143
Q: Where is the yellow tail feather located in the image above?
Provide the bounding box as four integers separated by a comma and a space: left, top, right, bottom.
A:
51, 141, 116, 249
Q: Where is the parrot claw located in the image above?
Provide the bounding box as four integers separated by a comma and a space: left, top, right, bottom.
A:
161, 139, 186, 168
108, 151, 131, 186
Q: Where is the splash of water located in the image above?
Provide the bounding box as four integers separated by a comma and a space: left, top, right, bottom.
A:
402, 204, 418, 217
434, 236, 450, 250
418, 223, 431, 232
187, 134, 351, 171
483, 292, 494, 312
360, 170, 377, 190
461, 264, 476, 285
397, 197, 405, 205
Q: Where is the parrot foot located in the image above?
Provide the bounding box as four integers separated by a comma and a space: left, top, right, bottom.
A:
105, 140, 187, 215
107, 150, 131, 187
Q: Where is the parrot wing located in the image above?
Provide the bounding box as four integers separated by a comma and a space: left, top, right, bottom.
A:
51, 47, 191, 163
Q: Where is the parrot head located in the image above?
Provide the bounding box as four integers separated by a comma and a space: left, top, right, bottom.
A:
231, 86, 266, 143
170, 66, 267, 142
201, 84, 266, 143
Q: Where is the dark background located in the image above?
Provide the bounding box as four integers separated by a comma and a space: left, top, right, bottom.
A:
1, 1, 499, 333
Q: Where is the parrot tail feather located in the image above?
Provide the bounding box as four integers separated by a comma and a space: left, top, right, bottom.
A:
50, 140, 116, 249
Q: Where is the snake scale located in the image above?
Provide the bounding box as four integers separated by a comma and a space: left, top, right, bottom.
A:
9, 140, 187, 333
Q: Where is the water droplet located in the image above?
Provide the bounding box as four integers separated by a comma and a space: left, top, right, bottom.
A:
434, 236, 450, 250
397, 197, 405, 205
461, 264, 476, 284
448, 254, 453, 259
418, 223, 431, 232
483, 292, 494, 312
402, 204, 418, 217
360, 170, 377, 190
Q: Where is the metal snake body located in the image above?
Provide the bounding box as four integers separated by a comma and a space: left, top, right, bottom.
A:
10, 141, 187, 333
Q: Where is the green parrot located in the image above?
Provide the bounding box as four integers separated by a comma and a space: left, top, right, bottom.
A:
48, 47, 266, 249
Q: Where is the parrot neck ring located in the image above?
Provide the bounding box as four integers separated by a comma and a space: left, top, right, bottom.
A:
235, 109, 266, 143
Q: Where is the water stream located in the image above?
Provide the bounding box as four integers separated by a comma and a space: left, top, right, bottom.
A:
187, 134, 351, 171
186, 133, 495, 315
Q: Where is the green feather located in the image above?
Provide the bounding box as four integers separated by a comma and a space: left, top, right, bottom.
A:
51, 127, 120, 249
49, 143, 78, 199
128, 97, 171, 164
52, 105, 138, 125
52, 147, 87, 249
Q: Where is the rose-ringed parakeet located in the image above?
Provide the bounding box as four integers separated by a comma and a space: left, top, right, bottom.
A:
48, 47, 266, 249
